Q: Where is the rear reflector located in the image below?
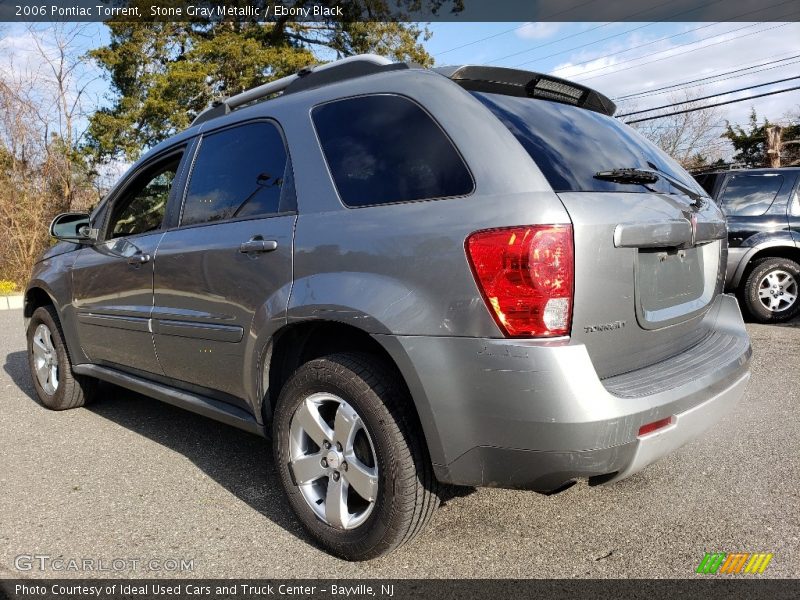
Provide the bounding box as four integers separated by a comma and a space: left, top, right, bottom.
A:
638, 417, 674, 437
465, 225, 574, 337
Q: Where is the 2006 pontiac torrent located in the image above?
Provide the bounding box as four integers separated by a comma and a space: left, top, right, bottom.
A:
26, 55, 751, 560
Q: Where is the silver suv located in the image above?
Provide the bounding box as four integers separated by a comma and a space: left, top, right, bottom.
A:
26, 55, 751, 560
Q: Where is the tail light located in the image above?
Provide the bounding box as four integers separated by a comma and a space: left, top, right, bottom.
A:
465, 225, 574, 338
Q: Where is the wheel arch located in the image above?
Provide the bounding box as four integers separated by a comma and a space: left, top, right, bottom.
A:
732, 243, 800, 290
262, 319, 447, 468
24, 285, 56, 320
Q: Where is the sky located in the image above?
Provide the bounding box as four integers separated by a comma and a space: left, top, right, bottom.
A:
425, 21, 800, 128
1, 20, 799, 147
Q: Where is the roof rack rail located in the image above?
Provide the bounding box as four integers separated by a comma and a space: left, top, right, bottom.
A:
435, 65, 617, 117
192, 54, 401, 126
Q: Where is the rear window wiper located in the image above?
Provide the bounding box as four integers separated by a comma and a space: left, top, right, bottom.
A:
595, 165, 705, 209
646, 161, 705, 209
594, 168, 659, 185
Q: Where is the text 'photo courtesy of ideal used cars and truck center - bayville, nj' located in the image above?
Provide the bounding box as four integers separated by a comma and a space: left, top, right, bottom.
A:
0, 0, 799, 598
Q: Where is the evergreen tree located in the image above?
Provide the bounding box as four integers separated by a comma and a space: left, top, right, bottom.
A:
87, 2, 456, 160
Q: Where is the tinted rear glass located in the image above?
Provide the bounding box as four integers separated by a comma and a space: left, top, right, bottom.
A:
312, 94, 474, 207
473, 92, 704, 196
719, 174, 783, 216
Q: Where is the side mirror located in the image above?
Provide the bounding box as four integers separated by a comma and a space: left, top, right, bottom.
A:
49, 212, 97, 243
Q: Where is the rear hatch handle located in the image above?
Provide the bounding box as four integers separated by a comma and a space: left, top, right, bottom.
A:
614, 218, 726, 249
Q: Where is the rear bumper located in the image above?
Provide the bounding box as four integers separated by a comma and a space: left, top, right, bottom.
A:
377, 294, 751, 492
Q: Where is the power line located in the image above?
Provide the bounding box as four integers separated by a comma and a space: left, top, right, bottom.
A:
566, 21, 784, 80
615, 53, 800, 100
625, 86, 800, 124
564, 0, 798, 79
433, 0, 601, 57
573, 21, 795, 83
618, 75, 800, 117
551, 0, 797, 77
488, 22, 649, 66
624, 58, 800, 101
515, 20, 724, 70
487, 0, 722, 66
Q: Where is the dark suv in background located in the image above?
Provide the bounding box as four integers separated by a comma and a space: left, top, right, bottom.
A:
695, 167, 800, 322
26, 55, 751, 560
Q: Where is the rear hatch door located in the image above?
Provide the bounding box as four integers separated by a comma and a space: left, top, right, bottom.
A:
474, 90, 726, 378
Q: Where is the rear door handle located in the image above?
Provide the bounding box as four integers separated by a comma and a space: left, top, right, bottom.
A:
127, 254, 151, 265
239, 239, 278, 254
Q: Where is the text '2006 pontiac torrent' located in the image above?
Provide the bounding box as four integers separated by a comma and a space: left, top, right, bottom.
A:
26, 55, 751, 560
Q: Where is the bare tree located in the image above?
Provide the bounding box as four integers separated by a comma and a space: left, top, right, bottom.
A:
0, 24, 100, 287
623, 89, 729, 170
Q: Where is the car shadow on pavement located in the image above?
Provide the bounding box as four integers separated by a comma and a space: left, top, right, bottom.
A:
3, 350, 313, 548
5, 350, 37, 402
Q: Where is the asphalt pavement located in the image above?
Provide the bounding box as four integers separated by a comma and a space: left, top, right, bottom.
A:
1, 308, 798, 578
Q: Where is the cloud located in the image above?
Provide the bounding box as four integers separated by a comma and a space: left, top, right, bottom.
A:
546, 22, 800, 127
515, 22, 561, 40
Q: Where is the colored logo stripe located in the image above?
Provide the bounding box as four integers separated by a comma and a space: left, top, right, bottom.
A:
697, 553, 726, 574
697, 552, 773, 574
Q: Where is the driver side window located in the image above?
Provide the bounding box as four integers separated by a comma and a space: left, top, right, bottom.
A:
108, 155, 182, 239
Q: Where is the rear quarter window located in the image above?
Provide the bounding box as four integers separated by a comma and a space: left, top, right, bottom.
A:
719, 174, 784, 216
312, 94, 474, 207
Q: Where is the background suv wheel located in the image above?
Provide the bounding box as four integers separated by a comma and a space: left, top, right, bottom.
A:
742, 257, 800, 323
272, 352, 439, 561
26, 305, 96, 410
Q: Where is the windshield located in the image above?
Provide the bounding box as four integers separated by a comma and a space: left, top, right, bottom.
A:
473, 91, 706, 196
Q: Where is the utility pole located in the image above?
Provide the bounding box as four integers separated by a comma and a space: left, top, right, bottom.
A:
765, 125, 782, 167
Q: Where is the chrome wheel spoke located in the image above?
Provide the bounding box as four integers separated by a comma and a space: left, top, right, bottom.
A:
35, 361, 49, 383
32, 336, 48, 359
343, 456, 378, 501
290, 452, 327, 484
333, 404, 361, 448
43, 327, 54, 351
783, 292, 797, 306
325, 475, 349, 529
294, 399, 334, 447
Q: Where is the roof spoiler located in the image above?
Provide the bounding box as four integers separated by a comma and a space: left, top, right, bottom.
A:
435, 65, 616, 117
192, 54, 407, 126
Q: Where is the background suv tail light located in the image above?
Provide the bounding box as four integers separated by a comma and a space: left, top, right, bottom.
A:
466, 225, 574, 338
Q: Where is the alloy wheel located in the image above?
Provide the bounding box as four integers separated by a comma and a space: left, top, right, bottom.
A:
757, 269, 798, 313
31, 323, 59, 395
288, 392, 379, 530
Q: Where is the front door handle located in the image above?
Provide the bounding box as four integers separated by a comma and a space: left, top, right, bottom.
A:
127, 254, 151, 265
239, 239, 278, 254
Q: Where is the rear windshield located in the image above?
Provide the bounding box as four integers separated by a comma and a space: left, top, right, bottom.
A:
473, 92, 705, 196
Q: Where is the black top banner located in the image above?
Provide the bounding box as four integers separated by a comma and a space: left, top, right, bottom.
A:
1, 0, 800, 23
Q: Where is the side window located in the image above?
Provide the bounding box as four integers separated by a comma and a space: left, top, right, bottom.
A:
719, 174, 784, 217
312, 94, 474, 207
181, 121, 290, 226
108, 155, 181, 239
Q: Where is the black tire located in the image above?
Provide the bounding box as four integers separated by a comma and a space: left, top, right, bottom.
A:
26, 305, 96, 410
741, 257, 800, 323
272, 352, 439, 561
